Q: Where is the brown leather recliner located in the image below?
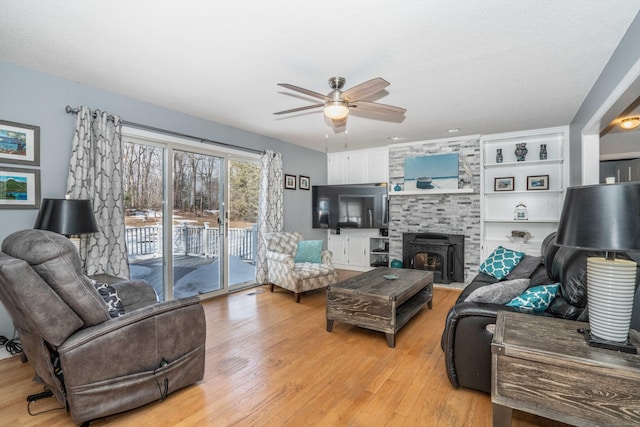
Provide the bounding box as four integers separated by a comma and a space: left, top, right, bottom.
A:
0, 229, 206, 425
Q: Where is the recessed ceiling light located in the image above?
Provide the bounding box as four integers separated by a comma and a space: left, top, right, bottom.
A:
620, 116, 640, 130
388, 136, 402, 141
448, 128, 461, 133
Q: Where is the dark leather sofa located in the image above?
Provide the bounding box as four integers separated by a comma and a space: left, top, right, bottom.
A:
440, 232, 640, 394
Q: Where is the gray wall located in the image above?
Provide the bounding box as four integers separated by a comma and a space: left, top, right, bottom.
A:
569, 12, 640, 185
0, 59, 327, 338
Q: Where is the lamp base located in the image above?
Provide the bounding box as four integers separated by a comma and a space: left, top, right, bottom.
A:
582, 328, 637, 354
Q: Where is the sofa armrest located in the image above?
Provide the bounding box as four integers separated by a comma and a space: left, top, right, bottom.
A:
58, 297, 205, 385
440, 302, 509, 392
321, 250, 334, 266
111, 279, 158, 311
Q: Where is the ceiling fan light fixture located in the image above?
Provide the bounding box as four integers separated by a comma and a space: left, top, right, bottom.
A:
620, 116, 640, 130
324, 101, 349, 120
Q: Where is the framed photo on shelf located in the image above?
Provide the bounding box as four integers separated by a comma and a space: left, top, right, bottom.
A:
527, 175, 549, 190
494, 177, 515, 192
0, 167, 41, 209
0, 119, 40, 166
284, 174, 296, 190
299, 175, 310, 190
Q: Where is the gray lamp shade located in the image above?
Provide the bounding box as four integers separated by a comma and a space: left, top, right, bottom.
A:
555, 182, 640, 251
34, 198, 98, 236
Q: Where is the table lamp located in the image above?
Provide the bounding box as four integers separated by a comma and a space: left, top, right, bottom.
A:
34, 198, 98, 247
555, 182, 640, 353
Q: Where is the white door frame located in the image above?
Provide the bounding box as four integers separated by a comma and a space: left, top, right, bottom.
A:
580, 58, 640, 185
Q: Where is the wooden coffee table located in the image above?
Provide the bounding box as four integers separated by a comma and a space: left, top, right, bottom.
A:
326, 267, 433, 347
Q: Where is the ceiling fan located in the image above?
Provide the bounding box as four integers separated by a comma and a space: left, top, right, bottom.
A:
274, 77, 406, 125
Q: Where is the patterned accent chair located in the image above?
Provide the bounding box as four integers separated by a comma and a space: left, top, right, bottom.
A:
265, 231, 338, 303
0, 229, 206, 425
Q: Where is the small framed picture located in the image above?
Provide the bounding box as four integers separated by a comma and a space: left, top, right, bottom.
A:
494, 177, 515, 192
299, 175, 310, 190
0, 167, 41, 209
284, 174, 296, 190
0, 119, 40, 166
527, 175, 549, 190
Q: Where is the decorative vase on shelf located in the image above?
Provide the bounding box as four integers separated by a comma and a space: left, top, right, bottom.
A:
496, 148, 503, 163
394, 183, 402, 191
539, 144, 547, 160
514, 143, 528, 162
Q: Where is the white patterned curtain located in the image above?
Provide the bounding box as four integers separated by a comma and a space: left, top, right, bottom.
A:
66, 106, 129, 278
255, 150, 283, 284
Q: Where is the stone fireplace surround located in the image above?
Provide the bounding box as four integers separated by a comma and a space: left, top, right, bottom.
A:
387, 137, 481, 286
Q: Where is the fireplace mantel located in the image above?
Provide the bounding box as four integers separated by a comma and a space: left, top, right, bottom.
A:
389, 188, 474, 196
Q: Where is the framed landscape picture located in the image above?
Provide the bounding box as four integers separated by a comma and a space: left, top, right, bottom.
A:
0, 120, 40, 166
527, 175, 549, 190
0, 167, 41, 209
404, 152, 459, 190
284, 174, 296, 190
299, 175, 310, 190
494, 177, 515, 191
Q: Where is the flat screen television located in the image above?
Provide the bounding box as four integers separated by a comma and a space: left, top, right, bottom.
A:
312, 183, 388, 229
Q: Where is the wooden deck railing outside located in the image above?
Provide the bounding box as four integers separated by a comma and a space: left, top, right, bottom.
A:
126, 223, 257, 263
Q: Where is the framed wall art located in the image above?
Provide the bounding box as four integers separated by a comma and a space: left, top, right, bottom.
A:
299, 175, 310, 190
404, 152, 459, 190
0, 119, 40, 166
284, 174, 296, 190
0, 167, 41, 209
494, 177, 515, 192
527, 175, 549, 190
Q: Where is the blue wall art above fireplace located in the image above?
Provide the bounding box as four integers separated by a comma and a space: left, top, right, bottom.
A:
404, 152, 459, 190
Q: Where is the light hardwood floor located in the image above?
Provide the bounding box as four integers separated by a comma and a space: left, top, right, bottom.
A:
0, 271, 569, 426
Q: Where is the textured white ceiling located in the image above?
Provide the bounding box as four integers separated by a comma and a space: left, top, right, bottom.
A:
1, 1, 638, 152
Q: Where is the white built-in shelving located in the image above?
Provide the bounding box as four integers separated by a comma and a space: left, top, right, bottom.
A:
480, 126, 569, 259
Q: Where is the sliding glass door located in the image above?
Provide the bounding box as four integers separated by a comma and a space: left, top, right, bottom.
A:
171, 149, 224, 298
227, 159, 260, 290
122, 141, 166, 299
122, 132, 259, 300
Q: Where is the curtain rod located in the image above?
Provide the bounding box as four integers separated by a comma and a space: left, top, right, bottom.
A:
65, 105, 265, 155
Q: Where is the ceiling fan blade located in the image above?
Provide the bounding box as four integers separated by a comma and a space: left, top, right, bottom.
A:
351, 100, 406, 115
273, 103, 324, 115
341, 78, 390, 102
277, 83, 329, 101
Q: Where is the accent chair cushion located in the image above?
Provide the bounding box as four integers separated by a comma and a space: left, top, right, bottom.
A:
294, 240, 323, 264
506, 283, 560, 312
479, 246, 525, 280
265, 231, 303, 256
464, 278, 530, 304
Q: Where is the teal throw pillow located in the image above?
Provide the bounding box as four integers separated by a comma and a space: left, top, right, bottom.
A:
506, 283, 560, 313
294, 240, 323, 263
479, 246, 525, 280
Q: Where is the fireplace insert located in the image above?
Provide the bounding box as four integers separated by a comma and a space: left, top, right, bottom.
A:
403, 232, 464, 283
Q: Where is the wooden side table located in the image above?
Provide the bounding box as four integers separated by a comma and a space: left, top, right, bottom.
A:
491, 311, 640, 427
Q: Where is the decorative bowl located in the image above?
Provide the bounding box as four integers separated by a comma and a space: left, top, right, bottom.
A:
506, 235, 532, 244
